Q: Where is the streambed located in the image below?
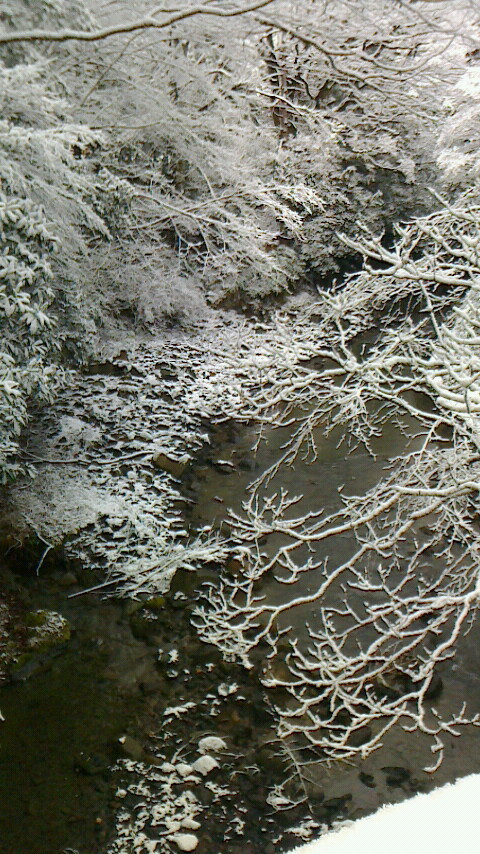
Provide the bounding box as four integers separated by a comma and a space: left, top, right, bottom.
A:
0, 570, 159, 854
0, 349, 479, 853
0, 560, 319, 854
186, 415, 480, 812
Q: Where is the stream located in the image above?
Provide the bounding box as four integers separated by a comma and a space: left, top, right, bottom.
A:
186, 415, 480, 809
0, 573, 159, 854
0, 357, 479, 853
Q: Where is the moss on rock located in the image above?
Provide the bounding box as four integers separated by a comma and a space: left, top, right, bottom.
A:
25, 609, 71, 651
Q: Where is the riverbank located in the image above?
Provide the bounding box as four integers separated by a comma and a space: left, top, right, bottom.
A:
1, 309, 479, 853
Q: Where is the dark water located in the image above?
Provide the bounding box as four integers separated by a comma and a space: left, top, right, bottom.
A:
187, 416, 480, 812
0, 583, 157, 854
1, 409, 479, 853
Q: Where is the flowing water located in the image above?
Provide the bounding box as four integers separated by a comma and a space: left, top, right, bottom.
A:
1, 393, 479, 852
186, 415, 480, 812
0, 576, 162, 854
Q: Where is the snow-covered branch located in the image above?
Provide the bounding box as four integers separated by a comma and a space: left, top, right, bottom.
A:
193, 194, 480, 767
0, 1, 278, 44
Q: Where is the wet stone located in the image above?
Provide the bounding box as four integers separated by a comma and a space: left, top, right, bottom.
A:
310, 803, 329, 823
308, 786, 325, 803
236, 455, 256, 471
166, 668, 179, 679
323, 794, 352, 813
145, 595, 166, 612
359, 771, 376, 788
129, 608, 163, 643
381, 766, 411, 787
25, 609, 71, 650
152, 451, 189, 478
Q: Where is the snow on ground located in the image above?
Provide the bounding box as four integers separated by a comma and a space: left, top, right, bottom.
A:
10, 311, 316, 597
292, 774, 480, 854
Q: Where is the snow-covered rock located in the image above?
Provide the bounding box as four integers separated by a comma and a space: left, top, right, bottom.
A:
175, 763, 194, 778
291, 774, 480, 854
191, 755, 219, 775
197, 736, 227, 754
170, 833, 199, 851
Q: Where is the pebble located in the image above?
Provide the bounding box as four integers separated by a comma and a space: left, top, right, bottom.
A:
170, 833, 199, 851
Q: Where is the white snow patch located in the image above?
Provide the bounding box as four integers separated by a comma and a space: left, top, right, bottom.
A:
217, 682, 238, 696
164, 818, 182, 833
231, 816, 245, 836
141, 838, 158, 853
457, 67, 480, 98
163, 702, 196, 719
176, 763, 194, 778
291, 774, 480, 854
160, 762, 176, 773
181, 818, 201, 831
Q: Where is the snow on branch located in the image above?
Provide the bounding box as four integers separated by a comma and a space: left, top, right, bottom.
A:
193, 194, 480, 768
0, 1, 278, 45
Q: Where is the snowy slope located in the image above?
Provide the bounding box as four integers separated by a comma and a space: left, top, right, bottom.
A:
292, 774, 480, 854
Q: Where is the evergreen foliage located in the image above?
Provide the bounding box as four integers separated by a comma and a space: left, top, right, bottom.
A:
0, 192, 58, 481
0, 3, 121, 479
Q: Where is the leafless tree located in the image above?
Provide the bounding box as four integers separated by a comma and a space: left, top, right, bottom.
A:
193, 192, 480, 772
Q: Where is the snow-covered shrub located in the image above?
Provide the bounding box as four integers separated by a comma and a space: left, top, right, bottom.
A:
0, 192, 60, 481
0, 4, 134, 477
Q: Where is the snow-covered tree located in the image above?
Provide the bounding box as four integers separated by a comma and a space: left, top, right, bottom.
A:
0, 3, 111, 480
1, 0, 463, 483
3, 1, 458, 305
68, 0, 453, 296
192, 191, 480, 777
190, 20, 480, 768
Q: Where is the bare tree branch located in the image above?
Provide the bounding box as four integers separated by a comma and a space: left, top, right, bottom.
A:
192, 192, 480, 770
0, 0, 278, 45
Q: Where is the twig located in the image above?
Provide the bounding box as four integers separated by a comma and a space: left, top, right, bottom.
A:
68, 578, 119, 598
20, 449, 151, 466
